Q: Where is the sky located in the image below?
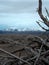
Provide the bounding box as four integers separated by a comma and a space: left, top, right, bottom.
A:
0, 0, 49, 31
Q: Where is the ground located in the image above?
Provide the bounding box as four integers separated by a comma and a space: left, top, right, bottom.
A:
0, 33, 49, 65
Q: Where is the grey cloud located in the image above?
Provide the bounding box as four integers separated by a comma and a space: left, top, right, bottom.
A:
0, 0, 38, 13
0, 0, 49, 14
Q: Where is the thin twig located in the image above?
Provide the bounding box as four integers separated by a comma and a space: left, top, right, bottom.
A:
34, 44, 43, 65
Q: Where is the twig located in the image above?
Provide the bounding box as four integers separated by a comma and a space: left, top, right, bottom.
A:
41, 57, 49, 65
3, 59, 16, 65
41, 50, 49, 56
45, 7, 49, 17
34, 44, 43, 65
26, 55, 37, 61
36, 21, 49, 31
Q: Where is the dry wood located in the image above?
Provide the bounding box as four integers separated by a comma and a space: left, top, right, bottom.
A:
0, 48, 31, 65
34, 44, 43, 65
0, 35, 49, 65
38, 0, 49, 27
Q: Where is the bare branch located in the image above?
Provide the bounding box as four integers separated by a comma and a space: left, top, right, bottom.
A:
36, 21, 49, 31
45, 7, 49, 17
38, 0, 49, 27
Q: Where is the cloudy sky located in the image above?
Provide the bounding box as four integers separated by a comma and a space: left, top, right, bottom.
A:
0, 0, 49, 30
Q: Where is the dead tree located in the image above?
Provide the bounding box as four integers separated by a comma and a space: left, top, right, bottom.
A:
37, 0, 49, 31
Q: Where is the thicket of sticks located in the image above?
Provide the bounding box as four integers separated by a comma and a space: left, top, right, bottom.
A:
0, 35, 49, 65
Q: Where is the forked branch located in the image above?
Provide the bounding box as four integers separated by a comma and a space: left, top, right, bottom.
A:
38, 0, 49, 27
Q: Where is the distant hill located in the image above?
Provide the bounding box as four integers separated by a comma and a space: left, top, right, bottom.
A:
0, 24, 49, 36
0, 30, 48, 36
